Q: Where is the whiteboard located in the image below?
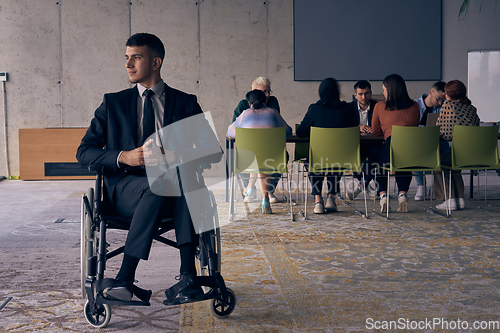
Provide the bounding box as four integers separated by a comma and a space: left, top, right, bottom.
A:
468, 50, 500, 122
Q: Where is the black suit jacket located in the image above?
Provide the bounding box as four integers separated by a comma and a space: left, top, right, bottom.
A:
76, 84, 222, 206
349, 99, 377, 127
296, 100, 358, 138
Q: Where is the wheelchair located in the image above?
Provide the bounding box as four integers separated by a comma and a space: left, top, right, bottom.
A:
80, 164, 236, 328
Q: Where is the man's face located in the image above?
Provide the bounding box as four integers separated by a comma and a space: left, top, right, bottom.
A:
354, 87, 372, 108
252, 83, 271, 104
430, 89, 445, 107
125, 45, 155, 87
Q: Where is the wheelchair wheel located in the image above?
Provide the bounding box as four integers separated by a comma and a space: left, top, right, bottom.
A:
209, 287, 236, 318
84, 300, 111, 328
81, 188, 95, 299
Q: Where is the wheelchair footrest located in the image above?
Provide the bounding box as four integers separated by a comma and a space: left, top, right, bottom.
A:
95, 294, 150, 306
163, 288, 218, 306
95, 278, 152, 304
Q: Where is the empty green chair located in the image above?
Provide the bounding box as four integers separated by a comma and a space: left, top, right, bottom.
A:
442, 124, 499, 215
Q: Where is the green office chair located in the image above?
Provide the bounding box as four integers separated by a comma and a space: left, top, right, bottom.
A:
229, 127, 293, 221
307, 126, 368, 218
292, 124, 309, 205
379, 125, 444, 218
442, 125, 499, 215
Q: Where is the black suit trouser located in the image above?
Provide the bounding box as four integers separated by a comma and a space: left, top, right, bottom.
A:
113, 174, 197, 260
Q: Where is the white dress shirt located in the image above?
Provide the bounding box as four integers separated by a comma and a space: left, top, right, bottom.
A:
358, 103, 370, 126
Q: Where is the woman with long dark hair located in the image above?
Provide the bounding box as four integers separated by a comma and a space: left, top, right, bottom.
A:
296, 78, 358, 214
372, 74, 420, 213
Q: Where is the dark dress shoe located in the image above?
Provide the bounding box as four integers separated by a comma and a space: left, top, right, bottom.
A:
165, 273, 205, 302
177, 285, 205, 300
103, 278, 133, 302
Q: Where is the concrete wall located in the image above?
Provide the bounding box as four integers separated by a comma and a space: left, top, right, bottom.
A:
1, 0, 499, 177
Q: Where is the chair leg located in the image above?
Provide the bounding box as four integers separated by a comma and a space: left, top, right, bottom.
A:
448, 170, 452, 217
362, 172, 368, 218
386, 174, 390, 219
229, 170, 235, 221
484, 169, 487, 207
304, 172, 308, 219
440, 171, 448, 217
288, 172, 293, 221
373, 172, 377, 213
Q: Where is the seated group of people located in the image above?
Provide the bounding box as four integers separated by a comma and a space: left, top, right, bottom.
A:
227, 75, 480, 214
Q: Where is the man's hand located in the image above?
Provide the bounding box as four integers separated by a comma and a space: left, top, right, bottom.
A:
119, 146, 145, 166
143, 139, 177, 167
359, 125, 372, 134
119, 139, 178, 167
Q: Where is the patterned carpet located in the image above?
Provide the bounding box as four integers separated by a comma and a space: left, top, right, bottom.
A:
1, 183, 500, 332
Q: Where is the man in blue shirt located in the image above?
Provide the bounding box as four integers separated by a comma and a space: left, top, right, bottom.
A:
413, 81, 446, 200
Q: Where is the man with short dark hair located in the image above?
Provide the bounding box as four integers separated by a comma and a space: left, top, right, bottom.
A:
346, 80, 379, 200
77, 33, 221, 303
351, 80, 377, 134
413, 81, 446, 200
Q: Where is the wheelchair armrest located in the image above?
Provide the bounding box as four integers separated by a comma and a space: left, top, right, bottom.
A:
88, 164, 103, 174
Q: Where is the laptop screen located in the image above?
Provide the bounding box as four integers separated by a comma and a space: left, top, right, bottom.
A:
426, 113, 439, 127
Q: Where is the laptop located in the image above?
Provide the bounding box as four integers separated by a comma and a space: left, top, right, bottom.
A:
426, 112, 439, 127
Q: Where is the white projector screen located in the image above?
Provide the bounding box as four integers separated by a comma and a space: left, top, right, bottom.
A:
468, 50, 500, 123
294, 0, 442, 81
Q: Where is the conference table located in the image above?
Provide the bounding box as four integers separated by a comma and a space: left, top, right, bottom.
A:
224, 133, 384, 202
225, 127, 500, 202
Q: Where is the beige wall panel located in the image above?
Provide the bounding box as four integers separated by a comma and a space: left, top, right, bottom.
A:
198, 0, 268, 144
61, 0, 130, 127
442, 0, 500, 83
130, 0, 200, 96
0, 0, 61, 177
1, 0, 500, 177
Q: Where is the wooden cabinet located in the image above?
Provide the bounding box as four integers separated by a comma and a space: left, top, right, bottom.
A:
19, 128, 94, 180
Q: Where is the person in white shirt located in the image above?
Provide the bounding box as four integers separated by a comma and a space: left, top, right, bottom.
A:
347, 80, 379, 200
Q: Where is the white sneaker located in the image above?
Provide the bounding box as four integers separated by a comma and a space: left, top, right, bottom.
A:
458, 198, 465, 209
313, 202, 325, 214
367, 181, 377, 199
414, 186, 425, 201
324, 197, 338, 212
379, 194, 390, 213
268, 192, 281, 203
397, 193, 408, 213
436, 199, 458, 211
347, 185, 363, 201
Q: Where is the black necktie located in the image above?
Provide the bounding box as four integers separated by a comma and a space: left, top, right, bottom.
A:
142, 89, 155, 145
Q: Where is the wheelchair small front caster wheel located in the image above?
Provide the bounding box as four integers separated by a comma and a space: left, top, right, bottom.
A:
84, 300, 111, 328
209, 287, 236, 318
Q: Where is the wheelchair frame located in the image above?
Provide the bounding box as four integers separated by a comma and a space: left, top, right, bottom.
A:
81, 165, 235, 328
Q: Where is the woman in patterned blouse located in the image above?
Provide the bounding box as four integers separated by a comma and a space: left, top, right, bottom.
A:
434, 80, 480, 211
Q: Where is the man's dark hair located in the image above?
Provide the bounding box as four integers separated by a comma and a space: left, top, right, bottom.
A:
354, 80, 371, 91
432, 81, 446, 92
126, 33, 165, 61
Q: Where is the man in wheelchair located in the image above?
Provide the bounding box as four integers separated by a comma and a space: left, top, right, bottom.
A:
76, 33, 223, 304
